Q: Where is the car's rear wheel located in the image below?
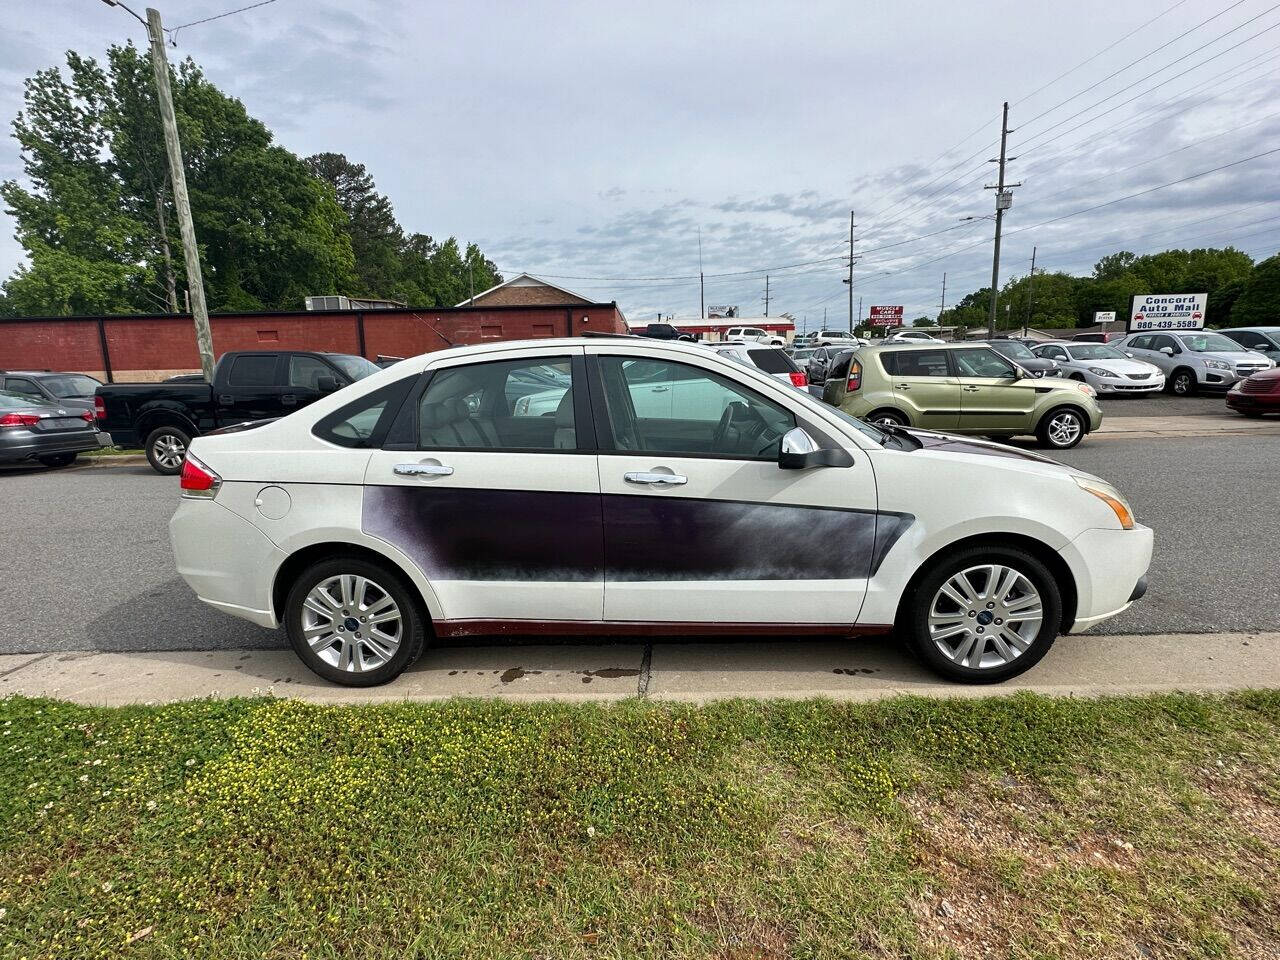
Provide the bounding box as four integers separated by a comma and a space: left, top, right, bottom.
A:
902, 545, 1062, 683
144, 425, 191, 475
284, 556, 426, 687
38, 453, 77, 468
867, 408, 909, 427
1035, 406, 1085, 449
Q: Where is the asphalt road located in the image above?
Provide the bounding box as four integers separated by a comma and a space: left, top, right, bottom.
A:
2, 423, 1277, 655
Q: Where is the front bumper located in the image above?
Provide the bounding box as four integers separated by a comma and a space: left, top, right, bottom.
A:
1226, 388, 1280, 411
1059, 524, 1154, 633
1091, 374, 1164, 393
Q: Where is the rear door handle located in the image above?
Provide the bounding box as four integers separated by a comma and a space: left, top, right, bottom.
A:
624, 471, 687, 485
650, 386, 670, 393
281, 394, 297, 406
962, 385, 980, 392
218, 394, 234, 404
394, 463, 454, 477
895, 383, 910, 390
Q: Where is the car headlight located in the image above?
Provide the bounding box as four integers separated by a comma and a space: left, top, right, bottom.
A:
1087, 367, 1112, 377
1073, 476, 1134, 530
1074, 381, 1097, 398
1205, 359, 1231, 371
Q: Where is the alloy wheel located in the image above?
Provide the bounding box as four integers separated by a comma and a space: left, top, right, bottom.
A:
927, 564, 1043, 669
1172, 373, 1192, 395
1046, 412, 1081, 447
300, 574, 403, 672
151, 433, 187, 471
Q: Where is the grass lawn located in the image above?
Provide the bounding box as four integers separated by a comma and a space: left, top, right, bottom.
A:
79, 448, 143, 458
2, 692, 1278, 959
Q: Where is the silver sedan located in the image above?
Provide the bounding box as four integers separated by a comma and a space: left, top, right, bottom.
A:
1032, 342, 1165, 395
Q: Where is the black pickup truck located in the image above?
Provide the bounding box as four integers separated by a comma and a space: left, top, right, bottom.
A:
96, 350, 380, 474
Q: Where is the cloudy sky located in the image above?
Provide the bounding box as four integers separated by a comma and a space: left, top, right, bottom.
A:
3, 0, 1279, 328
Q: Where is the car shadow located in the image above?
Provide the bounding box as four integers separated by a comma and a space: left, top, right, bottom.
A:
84, 576, 282, 652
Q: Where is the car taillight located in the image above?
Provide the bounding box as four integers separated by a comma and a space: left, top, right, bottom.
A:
789, 371, 808, 387
80, 409, 94, 423
179, 454, 221, 499
94, 395, 106, 421
846, 359, 862, 392
0, 412, 40, 428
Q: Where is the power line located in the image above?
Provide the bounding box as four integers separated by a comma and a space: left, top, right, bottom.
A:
169, 0, 282, 41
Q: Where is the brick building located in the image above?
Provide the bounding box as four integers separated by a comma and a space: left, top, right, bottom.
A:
0, 292, 627, 383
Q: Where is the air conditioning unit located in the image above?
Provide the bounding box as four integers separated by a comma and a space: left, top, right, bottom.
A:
305, 295, 352, 311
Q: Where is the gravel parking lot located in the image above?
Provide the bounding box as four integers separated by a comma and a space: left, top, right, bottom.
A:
2, 409, 1277, 656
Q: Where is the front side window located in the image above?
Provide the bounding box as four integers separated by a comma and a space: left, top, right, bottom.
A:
597, 356, 794, 459
952, 348, 1016, 378
227, 355, 278, 386
289, 355, 337, 390
418, 356, 576, 451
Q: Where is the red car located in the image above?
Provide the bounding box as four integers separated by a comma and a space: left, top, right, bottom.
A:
1226, 367, 1280, 416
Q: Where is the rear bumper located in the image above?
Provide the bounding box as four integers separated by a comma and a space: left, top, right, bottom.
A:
1059, 524, 1154, 633
0, 429, 108, 462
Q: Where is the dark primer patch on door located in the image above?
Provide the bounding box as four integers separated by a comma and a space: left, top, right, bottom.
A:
363, 486, 604, 582
603, 495, 913, 581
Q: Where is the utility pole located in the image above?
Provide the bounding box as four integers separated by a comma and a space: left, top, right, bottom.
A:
698, 228, 705, 319
939, 272, 947, 330
842, 210, 857, 333
139, 6, 214, 380
985, 101, 1021, 338
1024, 246, 1037, 336
761, 275, 770, 317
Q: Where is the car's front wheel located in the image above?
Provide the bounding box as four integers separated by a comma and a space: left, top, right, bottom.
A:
144, 425, 191, 475
1168, 369, 1196, 396
902, 545, 1062, 683
284, 556, 426, 686
1035, 407, 1086, 449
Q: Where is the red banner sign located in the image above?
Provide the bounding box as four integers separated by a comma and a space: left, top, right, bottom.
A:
868, 305, 903, 327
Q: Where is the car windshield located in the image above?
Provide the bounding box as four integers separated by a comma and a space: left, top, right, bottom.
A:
792, 348, 817, 360
1066, 344, 1126, 360
991, 341, 1036, 360
1178, 333, 1248, 353
38, 374, 101, 398
327, 354, 381, 380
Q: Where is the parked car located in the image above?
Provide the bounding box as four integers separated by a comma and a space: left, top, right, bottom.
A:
638, 322, 697, 342
795, 345, 847, 384
0, 389, 110, 467
96, 350, 380, 475
706, 342, 808, 388
982, 338, 1060, 378
883, 331, 943, 343
1226, 367, 1280, 417
1219, 327, 1280, 362
1031, 341, 1164, 394
724, 326, 785, 346
1114, 331, 1274, 395
1, 370, 103, 415
1070, 332, 1121, 343
822, 343, 1102, 449
808, 329, 863, 348
169, 337, 1151, 687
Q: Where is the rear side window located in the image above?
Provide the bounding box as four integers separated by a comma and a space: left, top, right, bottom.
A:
313, 376, 416, 448
893, 350, 951, 377
746, 349, 799, 374
227, 355, 278, 386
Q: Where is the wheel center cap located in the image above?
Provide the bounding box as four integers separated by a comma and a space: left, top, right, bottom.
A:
343, 617, 360, 632
976, 610, 994, 626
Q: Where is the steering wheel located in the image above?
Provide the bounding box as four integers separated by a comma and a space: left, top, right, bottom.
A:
712, 401, 771, 454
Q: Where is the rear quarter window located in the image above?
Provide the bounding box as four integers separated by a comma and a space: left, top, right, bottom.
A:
227, 355, 279, 386
313, 376, 416, 448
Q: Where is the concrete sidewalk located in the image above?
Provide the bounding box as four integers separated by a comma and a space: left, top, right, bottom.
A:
1, 632, 1274, 706
1096, 414, 1280, 439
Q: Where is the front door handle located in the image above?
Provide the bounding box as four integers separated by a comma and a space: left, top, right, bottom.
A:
218, 394, 234, 404
895, 383, 910, 390
962, 385, 980, 392
624, 471, 687, 486
394, 463, 454, 477
281, 394, 297, 406
650, 386, 670, 393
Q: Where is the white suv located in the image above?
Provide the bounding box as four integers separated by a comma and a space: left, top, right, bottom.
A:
170, 338, 1151, 688
725, 326, 785, 346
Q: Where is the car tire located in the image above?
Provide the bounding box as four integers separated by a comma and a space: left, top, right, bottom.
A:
901, 544, 1062, 683
38, 453, 78, 468
1168, 368, 1196, 396
284, 556, 427, 687
867, 408, 909, 427
144, 425, 192, 475
1035, 406, 1086, 449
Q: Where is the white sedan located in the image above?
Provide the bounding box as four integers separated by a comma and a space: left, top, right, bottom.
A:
169, 338, 1152, 687
1033, 341, 1165, 394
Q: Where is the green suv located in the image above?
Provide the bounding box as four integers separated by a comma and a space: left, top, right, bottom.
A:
822, 342, 1103, 449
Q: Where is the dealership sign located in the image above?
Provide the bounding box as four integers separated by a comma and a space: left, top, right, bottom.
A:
868, 305, 903, 327
1094, 311, 1116, 325
1128, 293, 1207, 332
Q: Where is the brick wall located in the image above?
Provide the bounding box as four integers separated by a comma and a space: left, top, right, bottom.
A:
0, 303, 627, 381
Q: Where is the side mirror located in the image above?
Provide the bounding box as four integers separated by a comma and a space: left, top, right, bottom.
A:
1125, 352, 1135, 358
1158, 346, 1176, 356
316, 375, 341, 393
779, 427, 854, 469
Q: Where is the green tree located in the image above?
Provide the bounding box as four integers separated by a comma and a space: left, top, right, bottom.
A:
1230, 254, 1280, 327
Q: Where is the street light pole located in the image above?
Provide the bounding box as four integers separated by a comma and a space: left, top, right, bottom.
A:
103, 2, 214, 380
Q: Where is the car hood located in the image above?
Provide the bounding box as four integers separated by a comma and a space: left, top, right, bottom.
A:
1075, 358, 1159, 375
902, 428, 1074, 470
1198, 350, 1271, 363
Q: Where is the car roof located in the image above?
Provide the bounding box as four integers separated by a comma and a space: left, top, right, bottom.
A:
859, 341, 978, 351
1224, 326, 1280, 332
